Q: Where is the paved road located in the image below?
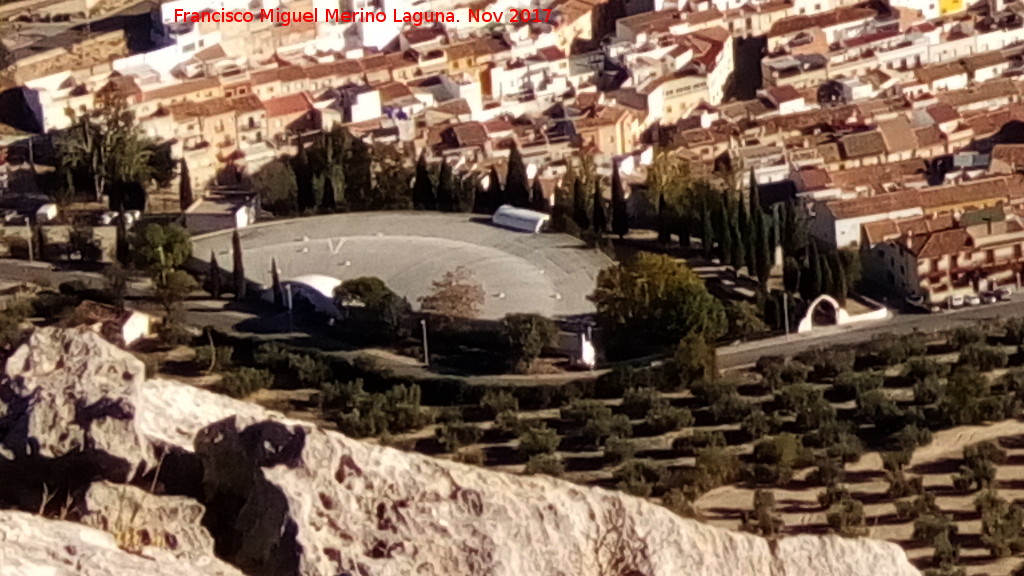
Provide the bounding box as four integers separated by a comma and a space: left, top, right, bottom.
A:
717, 297, 1024, 369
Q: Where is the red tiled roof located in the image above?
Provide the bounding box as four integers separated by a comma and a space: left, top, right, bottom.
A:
262, 92, 312, 117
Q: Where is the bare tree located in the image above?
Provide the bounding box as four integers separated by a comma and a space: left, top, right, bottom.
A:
419, 267, 485, 320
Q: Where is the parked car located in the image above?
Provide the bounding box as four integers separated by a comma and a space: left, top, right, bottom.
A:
981, 291, 998, 304
948, 294, 965, 308
966, 294, 982, 306
997, 287, 1013, 301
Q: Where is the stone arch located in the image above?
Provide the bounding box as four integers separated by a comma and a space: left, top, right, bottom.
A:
797, 294, 849, 334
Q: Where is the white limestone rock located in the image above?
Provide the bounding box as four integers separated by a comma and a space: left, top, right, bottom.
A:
0, 509, 244, 576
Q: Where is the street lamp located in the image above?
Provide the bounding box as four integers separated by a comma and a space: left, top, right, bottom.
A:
421, 318, 429, 367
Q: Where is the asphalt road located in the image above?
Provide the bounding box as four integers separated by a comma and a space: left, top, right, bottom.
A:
717, 296, 1024, 369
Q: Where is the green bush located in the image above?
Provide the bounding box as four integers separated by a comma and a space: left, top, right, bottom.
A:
796, 346, 856, 378
959, 343, 1009, 371
614, 459, 666, 497
329, 383, 432, 438
982, 502, 1024, 557
914, 513, 957, 543
817, 483, 850, 509
868, 333, 927, 365
741, 408, 778, 441
524, 453, 564, 477
220, 367, 274, 398
691, 446, 742, 493
939, 367, 992, 426
494, 410, 525, 437
710, 393, 751, 424
913, 375, 942, 404
950, 326, 986, 349
672, 430, 726, 453
435, 420, 483, 452
645, 403, 693, 434
604, 436, 637, 464
826, 493, 867, 537
621, 387, 661, 418
740, 489, 784, 537
194, 345, 234, 372
750, 433, 813, 486
855, 388, 908, 434
518, 424, 560, 457
480, 390, 518, 418
904, 357, 949, 382
896, 492, 939, 520
778, 384, 835, 431
561, 399, 631, 448
832, 371, 883, 401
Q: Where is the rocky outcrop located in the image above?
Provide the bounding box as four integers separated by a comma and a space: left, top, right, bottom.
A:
0, 509, 245, 576
0, 328, 922, 576
82, 481, 217, 561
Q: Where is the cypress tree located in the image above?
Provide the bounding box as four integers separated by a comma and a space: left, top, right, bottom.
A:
485, 166, 503, 213
730, 201, 745, 271
344, 136, 372, 210
611, 161, 629, 239
716, 194, 733, 266
756, 217, 773, 286
783, 256, 800, 295
531, 175, 547, 212
179, 158, 194, 212
293, 142, 315, 212
271, 257, 283, 307
809, 241, 822, 297
436, 161, 455, 212
572, 177, 589, 230
738, 191, 753, 272
820, 254, 834, 298
657, 194, 672, 244
232, 229, 246, 300
321, 176, 337, 212
209, 251, 221, 299
701, 190, 714, 258
835, 254, 848, 304
592, 179, 607, 235
505, 142, 531, 208
411, 152, 436, 210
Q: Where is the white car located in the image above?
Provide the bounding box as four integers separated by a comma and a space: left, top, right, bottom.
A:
948, 294, 965, 308
965, 294, 982, 306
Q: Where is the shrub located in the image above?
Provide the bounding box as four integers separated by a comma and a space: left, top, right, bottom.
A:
672, 430, 725, 454
832, 371, 883, 401
194, 344, 235, 372
604, 436, 636, 464
959, 343, 1009, 371
953, 440, 1007, 492
644, 403, 693, 434
692, 446, 742, 493
950, 326, 986, 349
982, 503, 1024, 558
807, 455, 845, 487
710, 393, 751, 424
778, 384, 835, 431
690, 379, 733, 405
501, 313, 558, 373
621, 387, 661, 418
750, 434, 812, 486
220, 367, 274, 398
524, 454, 564, 477
672, 333, 718, 386
914, 513, 957, 543
494, 410, 525, 437
480, 390, 518, 419
518, 424, 560, 457
869, 333, 927, 365
796, 346, 856, 379
913, 375, 942, 405
975, 489, 1007, 516
826, 494, 867, 537
662, 489, 700, 519
614, 459, 666, 497
329, 384, 432, 438
896, 492, 940, 520
889, 424, 933, 451
741, 408, 778, 441
435, 420, 483, 452
904, 357, 949, 382
855, 388, 908, 434
817, 483, 850, 509
755, 356, 787, 390
740, 489, 784, 538
804, 420, 863, 463
1005, 317, 1024, 346
562, 399, 631, 448
938, 367, 991, 426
